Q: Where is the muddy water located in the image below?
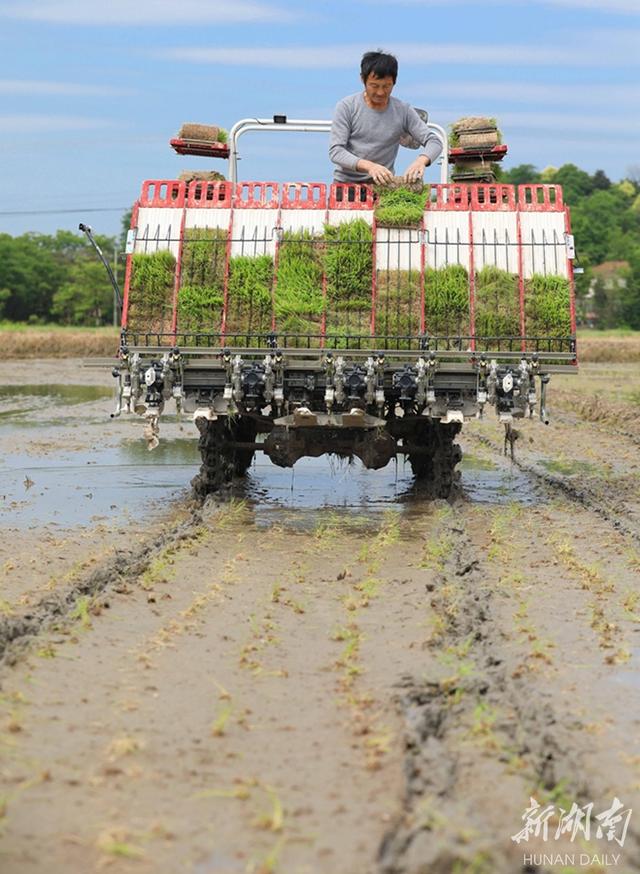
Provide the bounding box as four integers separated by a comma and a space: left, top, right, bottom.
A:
0, 379, 541, 529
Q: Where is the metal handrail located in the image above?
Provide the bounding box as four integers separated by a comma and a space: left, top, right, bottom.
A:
227, 117, 449, 185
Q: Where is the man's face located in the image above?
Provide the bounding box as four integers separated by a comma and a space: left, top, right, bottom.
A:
362, 72, 395, 109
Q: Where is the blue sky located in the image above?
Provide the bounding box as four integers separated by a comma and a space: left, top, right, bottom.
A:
1, 0, 639, 238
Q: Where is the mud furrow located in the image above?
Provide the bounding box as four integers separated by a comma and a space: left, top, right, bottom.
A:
376, 513, 640, 874
466, 430, 640, 546
0, 499, 205, 666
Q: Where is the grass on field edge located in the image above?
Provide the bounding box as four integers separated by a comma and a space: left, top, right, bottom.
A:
1, 325, 639, 362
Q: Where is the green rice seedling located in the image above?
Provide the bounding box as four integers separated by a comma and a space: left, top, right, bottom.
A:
424, 265, 470, 336
127, 250, 176, 332
376, 510, 400, 547
96, 828, 145, 860
178, 227, 227, 331
538, 779, 574, 815
140, 553, 175, 590
177, 285, 224, 330
254, 785, 284, 832
525, 273, 571, 350
36, 643, 56, 659
208, 498, 250, 529
529, 637, 555, 664
323, 219, 373, 336
211, 703, 233, 737
313, 511, 343, 542
622, 590, 640, 621
355, 576, 382, 604
275, 230, 324, 343
181, 228, 227, 289
437, 639, 476, 694
106, 735, 143, 759
226, 254, 274, 335
470, 701, 499, 748
420, 532, 454, 569
255, 837, 286, 873
451, 852, 494, 874
376, 269, 421, 341
374, 187, 428, 227
474, 266, 520, 340
70, 595, 92, 630
275, 230, 324, 316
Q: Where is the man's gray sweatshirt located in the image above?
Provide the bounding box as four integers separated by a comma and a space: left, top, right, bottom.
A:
329, 92, 442, 183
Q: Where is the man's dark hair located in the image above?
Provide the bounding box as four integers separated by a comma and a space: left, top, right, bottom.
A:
360, 51, 398, 83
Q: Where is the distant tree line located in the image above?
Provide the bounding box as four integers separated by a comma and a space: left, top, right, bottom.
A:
0, 213, 130, 328
1, 167, 639, 329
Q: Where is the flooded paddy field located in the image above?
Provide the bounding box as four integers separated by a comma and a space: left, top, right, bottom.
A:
0, 358, 639, 874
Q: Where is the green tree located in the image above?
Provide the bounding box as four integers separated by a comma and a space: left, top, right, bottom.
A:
547, 164, 595, 203
0, 233, 64, 321
621, 253, 640, 329
501, 164, 541, 186
51, 257, 114, 326
592, 169, 611, 190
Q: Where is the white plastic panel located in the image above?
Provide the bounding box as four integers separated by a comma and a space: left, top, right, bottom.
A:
185, 208, 231, 231
520, 212, 568, 278
326, 209, 374, 227
230, 211, 278, 258
376, 228, 421, 273
134, 207, 183, 258
472, 212, 518, 273
424, 212, 469, 271
279, 210, 326, 236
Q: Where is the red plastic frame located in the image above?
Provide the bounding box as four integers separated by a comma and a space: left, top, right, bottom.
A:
234, 182, 280, 209
281, 182, 327, 210
139, 180, 186, 208
186, 181, 233, 209
328, 183, 374, 209
518, 185, 564, 212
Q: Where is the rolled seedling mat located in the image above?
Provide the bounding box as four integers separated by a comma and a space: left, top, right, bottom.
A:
178, 123, 221, 143
178, 170, 226, 183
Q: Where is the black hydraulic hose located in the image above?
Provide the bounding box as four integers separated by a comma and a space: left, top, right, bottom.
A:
78, 222, 123, 311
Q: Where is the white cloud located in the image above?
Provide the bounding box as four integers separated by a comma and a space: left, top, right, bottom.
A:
159, 39, 639, 67
407, 81, 640, 107
464, 110, 640, 137
161, 46, 355, 67
358, 0, 640, 11
0, 79, 134, 96
0, 114, 113, 132
546, 0, 640, 11
0, 0, 297, 24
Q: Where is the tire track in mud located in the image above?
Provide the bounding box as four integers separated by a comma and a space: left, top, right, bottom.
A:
376, 513, 640, 874
0, 498, 209, 666
466, 429, 640, 547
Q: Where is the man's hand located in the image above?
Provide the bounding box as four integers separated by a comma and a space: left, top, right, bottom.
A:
403, 155, 430, 183
357, 159, 394, 185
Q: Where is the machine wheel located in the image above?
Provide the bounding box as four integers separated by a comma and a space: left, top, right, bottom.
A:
405, 421, 462, 498
191, 417, 258, 497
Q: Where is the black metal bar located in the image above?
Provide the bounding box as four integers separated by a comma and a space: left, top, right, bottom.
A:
79, 222, 123, 310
